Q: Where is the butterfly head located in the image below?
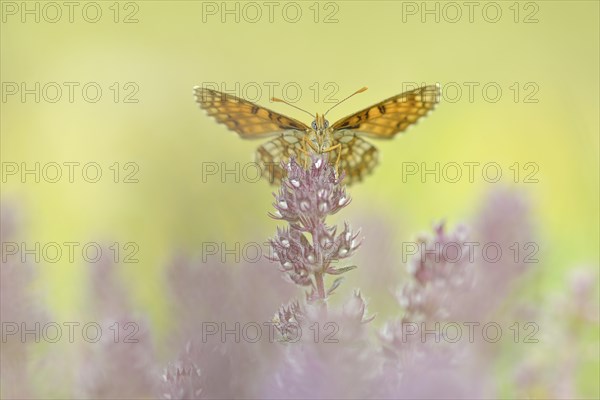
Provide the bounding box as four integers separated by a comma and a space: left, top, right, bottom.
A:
271, 86, 368, 137
311, 113, 330, 134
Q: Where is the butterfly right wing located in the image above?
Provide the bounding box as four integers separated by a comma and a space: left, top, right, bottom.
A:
194, 87, 310, 138
255, 132, 308, 184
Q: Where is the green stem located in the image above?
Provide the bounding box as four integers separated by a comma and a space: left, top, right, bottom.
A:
311, 219, 328, 310
315, 271, 326, 300
314, 271, 328, 313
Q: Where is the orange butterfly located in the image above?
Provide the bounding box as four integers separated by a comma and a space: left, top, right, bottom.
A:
194, 84, 440, 185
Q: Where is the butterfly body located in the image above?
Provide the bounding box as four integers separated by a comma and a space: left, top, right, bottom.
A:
305, 115, 335, 152
194, 84, 440, 185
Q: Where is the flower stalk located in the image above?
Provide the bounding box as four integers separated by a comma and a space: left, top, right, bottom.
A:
268, 154, 361, 308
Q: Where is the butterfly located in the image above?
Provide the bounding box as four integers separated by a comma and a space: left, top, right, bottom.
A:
193, 84, 440, 185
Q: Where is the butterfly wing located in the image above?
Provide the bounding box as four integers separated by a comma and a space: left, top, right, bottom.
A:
332, 133, 378, 185
255, 133, 307, 184
331, 84, 440, 139
256, 133, 379, 186
194, 87, 310, 137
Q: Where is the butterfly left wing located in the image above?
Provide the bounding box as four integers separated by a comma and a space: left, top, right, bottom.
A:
331, 133, 378, 185
194, 87, 310, 137
331, 84, 440, 139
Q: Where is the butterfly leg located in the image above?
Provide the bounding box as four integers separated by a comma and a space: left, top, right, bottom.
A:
297, 138, 310, 168
300, 135, 319, 168
322, 143, 342, 175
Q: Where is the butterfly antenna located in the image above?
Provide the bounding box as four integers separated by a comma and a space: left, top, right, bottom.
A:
324, 86, 368, 116
271, 97, 314, 118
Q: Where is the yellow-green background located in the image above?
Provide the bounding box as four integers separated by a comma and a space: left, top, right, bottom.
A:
1, 0, 598, 397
